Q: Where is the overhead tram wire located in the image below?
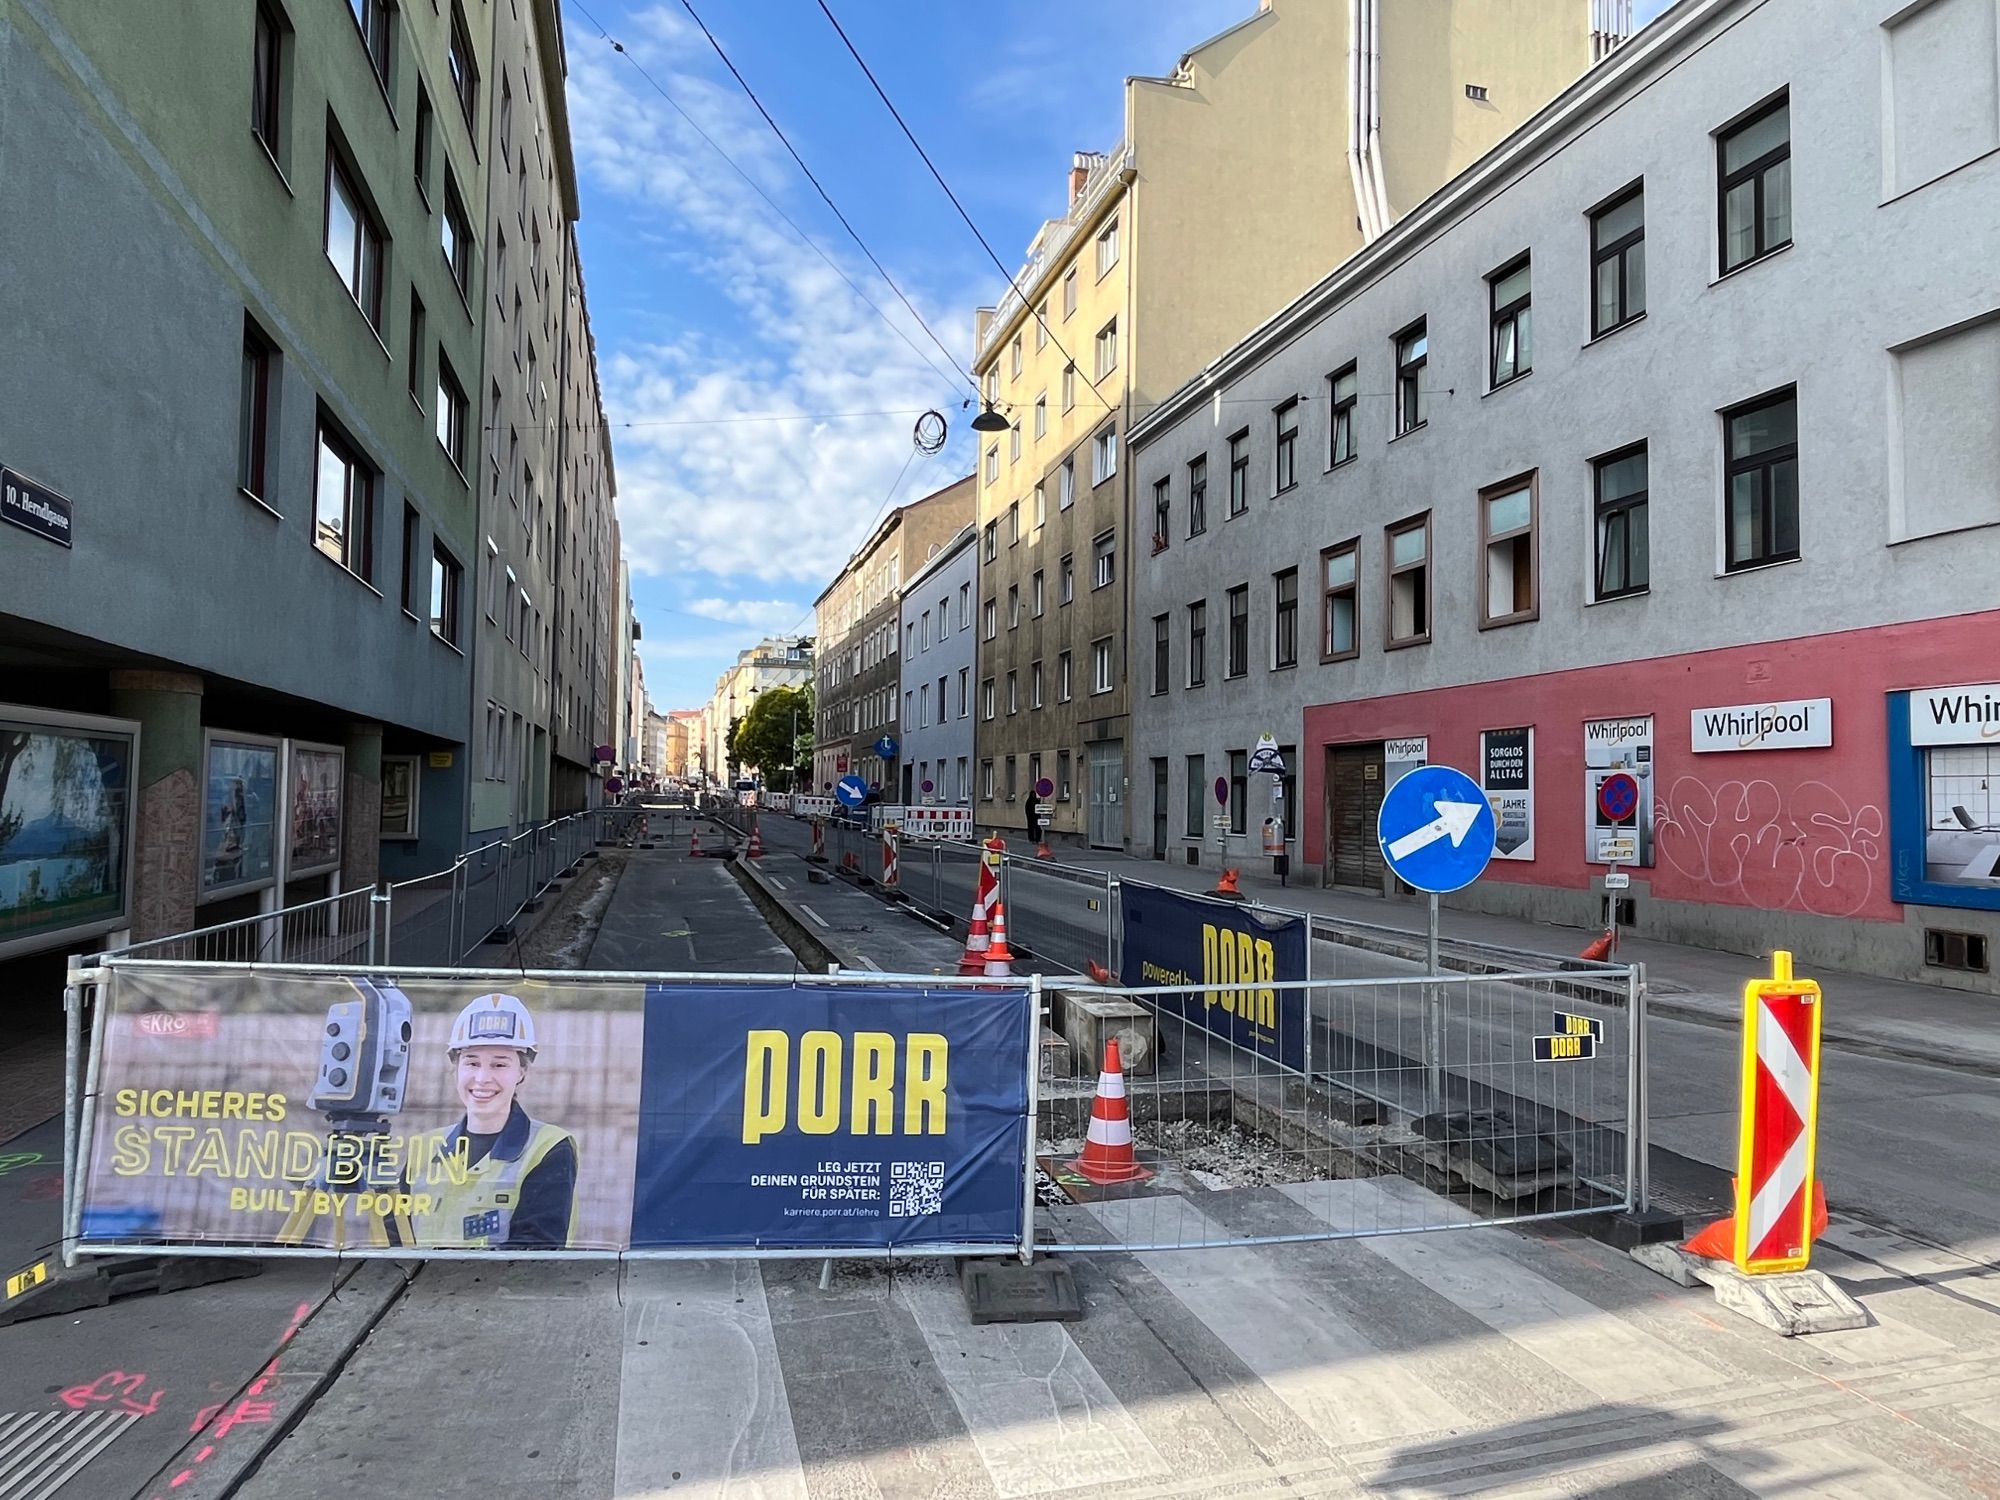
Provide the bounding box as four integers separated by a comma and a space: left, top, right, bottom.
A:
812, 0, 1114, 413
564, 0, 971, 403
671, 0, 975, 398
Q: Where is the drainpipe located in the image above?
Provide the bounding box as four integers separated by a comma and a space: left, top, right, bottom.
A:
1346, 0, 1376, 241
1364, 0, 1393, 236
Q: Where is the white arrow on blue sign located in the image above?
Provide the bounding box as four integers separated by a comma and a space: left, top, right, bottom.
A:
834, 774, 869, 809
1375, 764, 1496, 894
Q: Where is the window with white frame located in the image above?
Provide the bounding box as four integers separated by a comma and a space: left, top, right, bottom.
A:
1092, 529, 1116, 589
1092, 637, 1114, 693
1095, 318, 1118, 379
1096, 216, 1119, 277
1092, 426, 1118, 484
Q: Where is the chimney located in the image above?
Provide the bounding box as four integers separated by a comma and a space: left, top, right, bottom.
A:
1069, 153, 1091, 206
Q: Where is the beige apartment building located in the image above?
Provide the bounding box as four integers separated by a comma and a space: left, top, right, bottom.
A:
812, 479, 974, 796
702, 635, 815, 786
968, 0, 1622, 847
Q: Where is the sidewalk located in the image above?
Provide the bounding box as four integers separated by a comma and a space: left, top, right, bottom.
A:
1017, 839, 2000, 1076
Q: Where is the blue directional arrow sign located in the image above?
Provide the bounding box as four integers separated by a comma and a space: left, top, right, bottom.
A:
1376, 764, 1496, 894
834, 774, 869, 809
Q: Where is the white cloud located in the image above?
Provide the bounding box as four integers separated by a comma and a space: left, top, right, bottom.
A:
567, 15, 979, 589
677, 597, 802, 630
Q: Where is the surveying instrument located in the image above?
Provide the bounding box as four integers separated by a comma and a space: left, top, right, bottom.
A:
277, 976, 417, 1248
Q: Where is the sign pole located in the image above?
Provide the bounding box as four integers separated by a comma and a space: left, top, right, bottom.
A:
1426, 891, 1442, 1114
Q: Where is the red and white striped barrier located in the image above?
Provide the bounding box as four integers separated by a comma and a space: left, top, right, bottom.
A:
809, 818, 826, 862
1685, 950, 1827, 1273
793, 796, 835, 820
880, 827, 900, 892
895, 806, 974, 841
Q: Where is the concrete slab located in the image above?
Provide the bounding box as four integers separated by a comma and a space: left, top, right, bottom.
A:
1631, 1243, 1871, 1337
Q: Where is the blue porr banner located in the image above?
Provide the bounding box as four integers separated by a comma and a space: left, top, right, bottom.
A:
630, 983, 1032, 1249
1119, 885, 1308, 1071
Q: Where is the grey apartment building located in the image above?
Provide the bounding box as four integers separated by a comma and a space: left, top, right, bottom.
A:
897, 525, 977, 806
1129, 0, 2000, 989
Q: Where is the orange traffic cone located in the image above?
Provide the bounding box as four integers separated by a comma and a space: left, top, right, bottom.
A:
1211, 867, 1242, 899
957, 904, 992, 977
1579, 928, 1615, 961
1034, 838, 1053, 859
747, 822, 764, 859
1071, 1037, 1152, 1185
1684, 1182, 1828, 1262
688, 824, 703, 858
982, 902, 1016, 978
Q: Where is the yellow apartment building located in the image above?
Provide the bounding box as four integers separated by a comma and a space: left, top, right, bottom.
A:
968, 0, 1625, 847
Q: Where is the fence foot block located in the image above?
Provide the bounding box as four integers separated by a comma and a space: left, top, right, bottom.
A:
1594, 1206, 1685, 1251
958, 1257, 1082, 1325
1630, 1244, 1868, 1336
0, 1255, 264, 1328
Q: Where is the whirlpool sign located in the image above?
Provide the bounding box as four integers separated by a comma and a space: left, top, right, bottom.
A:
1118, 885, 1307, 1071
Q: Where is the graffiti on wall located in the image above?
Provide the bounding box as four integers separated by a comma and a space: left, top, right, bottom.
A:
1655, 777, 1885, 918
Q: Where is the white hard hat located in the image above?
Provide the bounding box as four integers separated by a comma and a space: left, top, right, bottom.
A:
449, 994, 538, 1056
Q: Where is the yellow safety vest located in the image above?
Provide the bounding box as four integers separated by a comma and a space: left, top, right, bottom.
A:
411, 1120, 576, 1248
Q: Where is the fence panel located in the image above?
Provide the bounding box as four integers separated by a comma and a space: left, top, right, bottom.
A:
1033, 970, 1637, 1253
387, 866, 459, 968
994, 860, 1113, 976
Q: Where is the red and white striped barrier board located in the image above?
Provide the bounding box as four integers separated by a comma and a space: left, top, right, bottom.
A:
895, 806, 975, 841
880, 828, 900, 891
793, 796, 835, 820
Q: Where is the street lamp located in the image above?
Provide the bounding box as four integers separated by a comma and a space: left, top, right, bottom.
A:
970, 402, 1010, 433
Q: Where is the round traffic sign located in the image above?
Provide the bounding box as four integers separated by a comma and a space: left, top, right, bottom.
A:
1375, 765, 1497, 894
1214, 776, 1229, 806
834, 774, 868, 809
1598, 772, 1639, 823
1034, 777, 1054, 800
921, 779, 934, 794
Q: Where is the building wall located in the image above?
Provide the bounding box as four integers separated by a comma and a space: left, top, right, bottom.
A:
1129, 0, 2000, 985
898, 528, 977, 805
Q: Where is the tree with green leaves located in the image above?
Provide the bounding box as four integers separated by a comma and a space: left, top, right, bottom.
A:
732, 685, 811, 792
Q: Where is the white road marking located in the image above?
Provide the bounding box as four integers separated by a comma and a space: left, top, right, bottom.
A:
856, 954, 882, 971
796, 903, 830, 928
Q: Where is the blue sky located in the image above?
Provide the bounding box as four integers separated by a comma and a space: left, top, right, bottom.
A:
566, 0, 1674, 711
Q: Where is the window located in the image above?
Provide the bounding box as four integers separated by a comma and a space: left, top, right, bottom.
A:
957, 668, 969, 717
1060, 457, 1076, 509
1229, 751, 1248, 835
1185, 754, 1205, 836
412, 85, 433, 202
349, 0, 392, 89
525, 342, 537, 411
1062, 266, 1077, 319
1724, 388, 1799, 570
1092, 637, 1114, 693
985, 369, 998, 404
401, 504, 420, 614
447, 2, 478, 129
981, 678, 995, 721
1031, 659, 1044, 708
1010, 334, 1022, 380
1033, 481, 1046, 528
1188, 456, 1208, 536
956, 757, 969, 800
1480, 475, 1538, 625
982, 759, 995, 800
1278, 745, 1298, 839
1094, 217, 1121, 278
1009, 422, 1021, 463
1320, 542, 1358, 661
1060, 553, 1074, 604
1006, 671, 1018, 714
1151, 614, 1169, 695
1057, 748, 1073, 801
1593, 444, 1649, 599
938, 598, 949, 639
1328, 364, 1358, 466
984, 445, 998, 484
503, 567, 517, 640
1227, 430, 1249, 517
959, 582, 970, 628
482, 539, 498, 620
1033, 394, 1046, 440
1226, 585, 1248, 676
1032, 569, 1045, 616
324, 149, 384, 329
405, 292, 426, 407
1274, 400, 1299, 491
1387, 514, 1431, 647
1005, 756, 1018, 802
1092, 530, 1116, 589
430, 541, 461, 646
1007, 584, 1020, 627
1591, 184, 1646, 335
239, 319, 276, 504
313, 415, 374, 579
1187, 601, 1207, 686
1718, 95, 1790, 273
1273, 568, 1298, 667
441, 178, 474, 301
1035, 302, 1047, 348
435, 355, 468, 473
498, 75, 513, 160
982, 520, 998, 561
1005, 501, 1020, 545
1152, 478, 1171, 549
252, 3, 287, 166
1395, 322, 1427, 434
982, 598, 996, 639
1095, 318, 1118, 378
1488, 257, 1531, 386
1061, 364, 1076, 412
1058, 650, 1073, 701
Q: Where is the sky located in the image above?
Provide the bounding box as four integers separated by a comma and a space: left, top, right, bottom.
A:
565, 0, 1676, 712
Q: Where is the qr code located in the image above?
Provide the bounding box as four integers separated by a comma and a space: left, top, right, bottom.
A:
888, 1161, 945, 1217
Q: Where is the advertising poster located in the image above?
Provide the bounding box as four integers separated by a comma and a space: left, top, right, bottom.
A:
201, 735, 279, 897
0, 712, 135, 958
1481, 727, 1535, 860
1584, 715, 1653, 866
78, 970, 1032, 1254
380, 755, 420, 840
1895, 684, 2000, 899
1384, 736, 1428, 790
81, 971, 644, 1251
631, 983, 1029, 1249
1120, 883, 1307, 1071
287, 743, 344, 875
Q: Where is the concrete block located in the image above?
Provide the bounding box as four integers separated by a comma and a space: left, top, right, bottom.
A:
1038, 1024, 1069, 1080
1630, 1243, 1871, 1336
1594, 1206, 1687, 1251
1055, 990, 1156, 1076
958, 1257, 1083, 1324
